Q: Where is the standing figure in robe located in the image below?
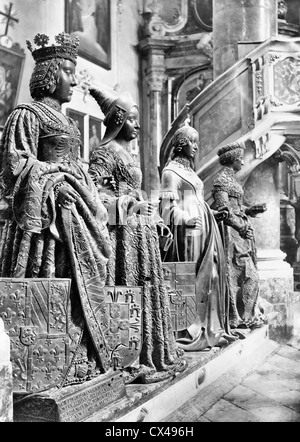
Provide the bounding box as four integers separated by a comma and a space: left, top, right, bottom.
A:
88, 87, 187, 383
0, 32, 113, 387
211, 142, 267, 329
159, 125, 236, 351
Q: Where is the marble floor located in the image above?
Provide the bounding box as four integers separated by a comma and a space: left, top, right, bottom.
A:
164, 300, 300, 423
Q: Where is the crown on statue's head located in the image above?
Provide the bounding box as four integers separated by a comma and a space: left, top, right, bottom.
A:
26, 32, 80, 65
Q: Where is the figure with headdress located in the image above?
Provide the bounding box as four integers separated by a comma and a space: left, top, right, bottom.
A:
88, 87, 187, 383
211, 141, 267, 329
159, 125, 237, 351
0, 32, 113, 387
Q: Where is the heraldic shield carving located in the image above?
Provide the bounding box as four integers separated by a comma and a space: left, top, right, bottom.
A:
0, 278, 74, 393
162, 262, 197, 339
0, 278, 142, 393
102, 286, 142, 370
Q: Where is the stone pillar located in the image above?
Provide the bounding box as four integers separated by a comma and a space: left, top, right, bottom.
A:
244, 157, 294, 342
213, 0, 277, 78
139, 41, 168, 195
0, 318, 13, 422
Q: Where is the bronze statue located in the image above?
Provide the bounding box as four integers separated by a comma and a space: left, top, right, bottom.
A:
212, 141, 267, 329
88, 87, 187, 383
0, 32, 113, 390
159, 125, 236, 351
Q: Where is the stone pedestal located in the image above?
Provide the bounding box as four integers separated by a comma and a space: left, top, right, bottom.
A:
257, 249, 294, 342
213, 0, 277, 78
0, 318, 13, 422
13, 369, 126, 422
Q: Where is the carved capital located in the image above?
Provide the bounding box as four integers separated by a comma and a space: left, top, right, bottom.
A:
146, 70, 167, 92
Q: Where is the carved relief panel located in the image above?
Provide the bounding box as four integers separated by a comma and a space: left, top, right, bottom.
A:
0, 278, 142, 393
143, 0, 188, 37
270, 53, 300, 110
162, 262, 197, 338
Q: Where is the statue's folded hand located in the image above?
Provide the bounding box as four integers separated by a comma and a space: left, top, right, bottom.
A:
132, 201, 154, 216
186, 216, 202, 230
56, 185, 79, 209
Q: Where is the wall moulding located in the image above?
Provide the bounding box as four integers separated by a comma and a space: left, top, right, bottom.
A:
191, 0, 212, 31
143, 0, 188, 37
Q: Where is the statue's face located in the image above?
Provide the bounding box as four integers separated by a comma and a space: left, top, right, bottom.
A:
120, 106, 140, 141
232, 156, 244, 172
51, 59, 77, 104
183, 131, 199, 159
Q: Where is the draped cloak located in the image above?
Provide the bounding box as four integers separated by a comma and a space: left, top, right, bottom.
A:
0, 101, 112, 386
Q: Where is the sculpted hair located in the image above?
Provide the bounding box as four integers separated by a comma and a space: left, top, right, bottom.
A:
217, 142, 245, 166
171, 126, 198, 158
29, 58, 63, 99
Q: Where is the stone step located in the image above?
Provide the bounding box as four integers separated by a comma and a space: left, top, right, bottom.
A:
84, 325, 280, 422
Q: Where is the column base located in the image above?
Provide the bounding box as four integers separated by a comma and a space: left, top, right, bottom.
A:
257, 249, 294, 343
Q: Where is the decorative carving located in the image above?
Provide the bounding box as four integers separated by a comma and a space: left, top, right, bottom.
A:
196, 32, 213, 59
253, 96, 269, 122
252, 57, 264, 100
270, 95, 283, 107
142, 0, 188, 37
253, 133, 270, 159
162, 263, 197, 338
256, 71, 263, 96
274, 56, 300, 106
0, 279, 143, 393
0, 279, 73, 393
102, 286, 142, 369
146, 70, 167, 92
268, 53, 280, 65
20, 326, 38, 346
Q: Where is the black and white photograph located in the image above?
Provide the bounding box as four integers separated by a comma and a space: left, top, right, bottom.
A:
0, 0, 299, 426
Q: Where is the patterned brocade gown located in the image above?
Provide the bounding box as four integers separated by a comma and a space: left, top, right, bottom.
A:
212, 167, 260, 328
0, 100, 113, 386
89, 142, 186, 382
